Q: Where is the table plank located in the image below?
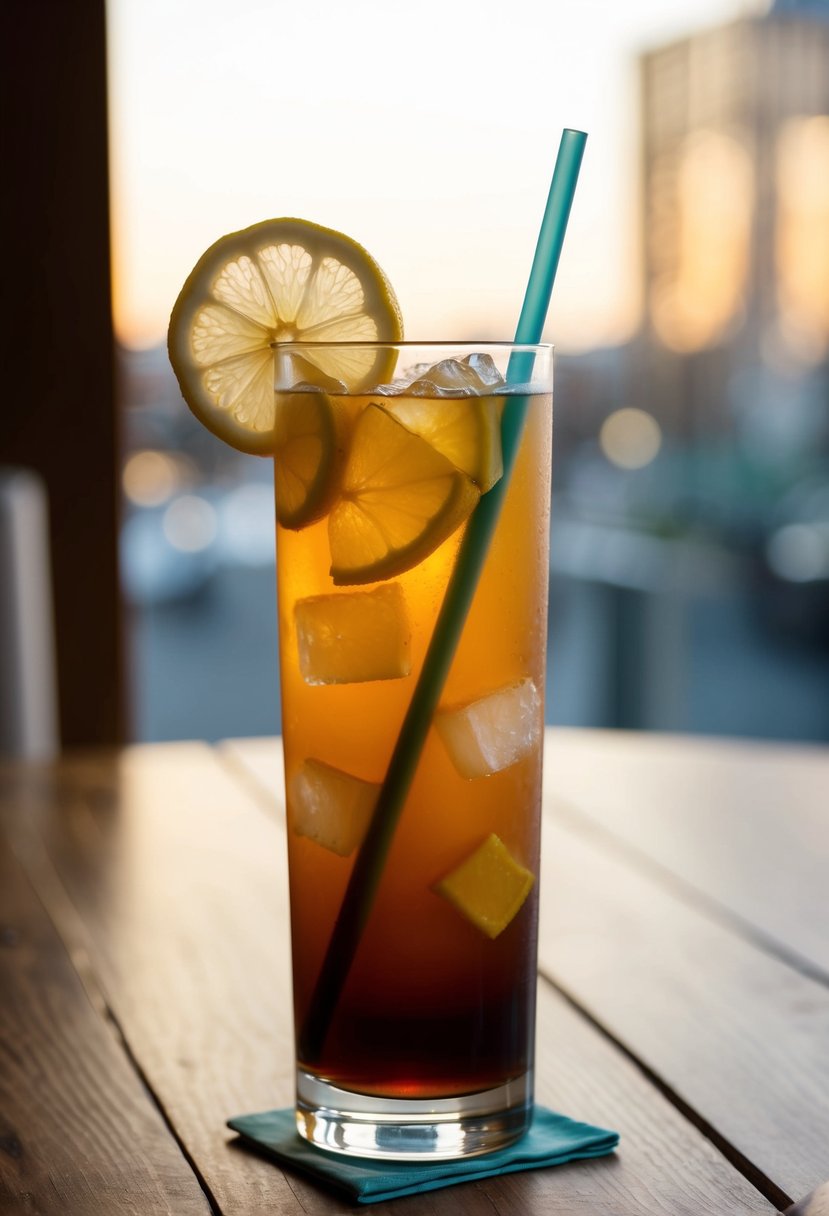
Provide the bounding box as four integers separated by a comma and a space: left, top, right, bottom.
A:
220, 735, 285, 818
221, 738, 779, 1213
0, 778, 211, 1216
2, 747, 303, 1216
4, 743, 780, 1214
787, 1181, 829, 1216
544, 730, 829, 978
537, 802, 829, 1202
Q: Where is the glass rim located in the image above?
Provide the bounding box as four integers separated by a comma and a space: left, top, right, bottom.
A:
270, 339, 554, 352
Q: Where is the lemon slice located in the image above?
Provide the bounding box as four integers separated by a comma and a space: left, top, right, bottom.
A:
383, 395, 503, 491
167, 218, 402, 455
273, 391, 342, 529
328, 406, 480, 586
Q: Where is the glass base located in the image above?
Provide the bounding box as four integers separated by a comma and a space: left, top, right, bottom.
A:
295, 1068, 533, 1160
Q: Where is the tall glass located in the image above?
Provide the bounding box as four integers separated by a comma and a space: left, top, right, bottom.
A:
273, 342, 553, 1160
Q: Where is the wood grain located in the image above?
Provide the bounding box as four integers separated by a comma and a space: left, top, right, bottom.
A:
537, 801, 829, 1203
2, 744, 780, 1214
787, 1180, 829, 1216
0, 790, 210, 1215
543, 729, 829, 977
2, 749, 300, 1216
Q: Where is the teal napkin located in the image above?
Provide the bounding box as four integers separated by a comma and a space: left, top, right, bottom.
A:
227, 1106, 619, 1204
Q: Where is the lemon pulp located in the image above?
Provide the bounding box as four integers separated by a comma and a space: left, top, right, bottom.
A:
167, 217, 402, 457
328, 404, 481, 586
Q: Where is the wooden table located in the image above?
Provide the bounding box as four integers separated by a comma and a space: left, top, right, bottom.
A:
2, 729, 828, 1215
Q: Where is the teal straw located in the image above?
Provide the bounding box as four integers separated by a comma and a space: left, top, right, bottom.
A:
299, 129, 587, 1063
515, 130, 587, 345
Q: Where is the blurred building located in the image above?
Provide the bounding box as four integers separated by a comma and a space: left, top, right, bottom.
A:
638, 0, 829, 449
547, 0, 829, 740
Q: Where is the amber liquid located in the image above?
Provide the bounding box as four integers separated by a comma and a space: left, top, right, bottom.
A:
276, 392, 552, 1098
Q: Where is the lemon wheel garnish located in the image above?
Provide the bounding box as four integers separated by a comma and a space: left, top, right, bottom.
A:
273, 391, 341, 529
328, 405, 480, 586
167, 218, 402, 455
383, 395, 503, 491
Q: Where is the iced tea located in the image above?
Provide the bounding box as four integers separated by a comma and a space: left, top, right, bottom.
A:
275, 344, 552, 1157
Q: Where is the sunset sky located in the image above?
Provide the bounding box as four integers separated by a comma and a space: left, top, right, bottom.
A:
108, 0, 750, 353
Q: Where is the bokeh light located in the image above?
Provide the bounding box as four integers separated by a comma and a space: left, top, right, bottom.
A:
599, 408, 663, 469
767, 524, 829, 582
776, 115, 829, 362
123, 450, 181, 507
651, 129, 753, 353
162, 495, 218, 552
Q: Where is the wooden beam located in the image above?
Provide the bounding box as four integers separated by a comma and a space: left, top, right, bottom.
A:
3, 0, 125, 745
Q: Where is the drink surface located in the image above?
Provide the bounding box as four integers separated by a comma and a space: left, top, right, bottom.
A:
276, 388, 552, 1098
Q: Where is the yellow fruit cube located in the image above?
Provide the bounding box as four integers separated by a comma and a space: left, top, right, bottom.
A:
294, 584, 411, 684
289, 758, 379, 857
433, 834, 535, 939
434, 678, 541, 778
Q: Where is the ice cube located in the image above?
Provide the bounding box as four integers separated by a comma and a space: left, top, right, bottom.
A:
294, 584, 411, 684
371, 382, 406, 396
407, 357, 487, 398
433, 833, 535, 938
435, 678, 542, 778
369, 363, 438, 396
379, 354, 504, 399
463, 353, 505, 389
373, 354, 505, 398
290, 758, 379, 857
292, 376, 348, 394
